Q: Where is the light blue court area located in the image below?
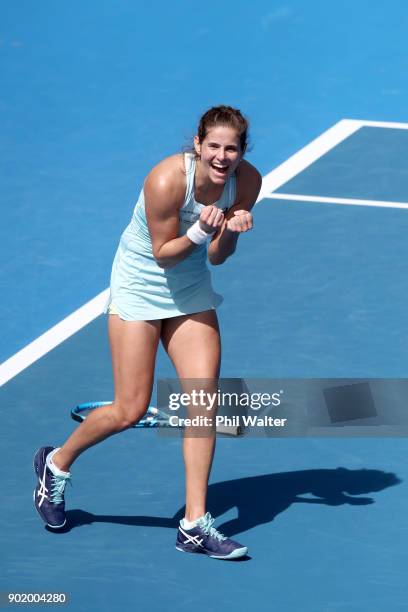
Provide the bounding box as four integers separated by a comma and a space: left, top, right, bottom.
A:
274, 126, 408, 203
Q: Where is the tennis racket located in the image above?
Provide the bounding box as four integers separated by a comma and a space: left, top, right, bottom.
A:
71, 402, 174, 428
71, 401, 243, 435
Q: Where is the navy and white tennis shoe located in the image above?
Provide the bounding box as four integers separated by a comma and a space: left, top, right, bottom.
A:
176, 512, 248, 559
33, 446, 70, 529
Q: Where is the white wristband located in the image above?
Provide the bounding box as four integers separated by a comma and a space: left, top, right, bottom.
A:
186, 220, 211, 245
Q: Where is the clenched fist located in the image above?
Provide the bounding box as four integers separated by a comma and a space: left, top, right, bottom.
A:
199, 205, 225, 234
226, 210, 253, 233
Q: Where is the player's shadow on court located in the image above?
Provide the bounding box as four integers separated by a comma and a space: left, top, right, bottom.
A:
60, 467, 399, 537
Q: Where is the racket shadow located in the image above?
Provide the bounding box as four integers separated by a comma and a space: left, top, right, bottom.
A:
48, 467, 400, 535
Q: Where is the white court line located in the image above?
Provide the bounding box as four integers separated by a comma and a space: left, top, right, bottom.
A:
257, 118, 362, 201
351, 119, 408, 130
265, 193, 408, 210
258, 117, 408, 207
1, 117, 406, 387
0, 289, 109, 387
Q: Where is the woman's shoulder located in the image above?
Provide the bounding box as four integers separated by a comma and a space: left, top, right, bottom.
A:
234, 159, 262, 205
235, 159, 262, 183
144, 154, 186, 198
146, 153, 186, 184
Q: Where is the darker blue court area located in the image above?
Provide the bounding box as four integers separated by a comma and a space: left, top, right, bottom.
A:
276, 126, 408, 202
0, 314, 406, 611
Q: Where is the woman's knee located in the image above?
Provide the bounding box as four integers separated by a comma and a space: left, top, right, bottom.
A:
111, 397, 150, 431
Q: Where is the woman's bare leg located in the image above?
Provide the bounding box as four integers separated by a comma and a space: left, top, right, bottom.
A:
53, 315, 162, 472
161, 310, 221, 521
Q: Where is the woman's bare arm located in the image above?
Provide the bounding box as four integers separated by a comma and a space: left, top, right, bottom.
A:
146, 156, 224, 268
145, 157, 197, 269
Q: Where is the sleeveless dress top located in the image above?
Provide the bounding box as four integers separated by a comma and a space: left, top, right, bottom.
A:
104, 152, 237, 321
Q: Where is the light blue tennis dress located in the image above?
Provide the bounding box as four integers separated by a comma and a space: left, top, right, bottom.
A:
104, 152, 237, 321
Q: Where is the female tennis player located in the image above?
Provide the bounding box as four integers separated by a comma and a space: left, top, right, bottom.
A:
34, 105, 262, 560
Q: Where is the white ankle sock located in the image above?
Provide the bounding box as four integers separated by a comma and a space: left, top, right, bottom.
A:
46, 448, 70, 478
181, 515, 204, 529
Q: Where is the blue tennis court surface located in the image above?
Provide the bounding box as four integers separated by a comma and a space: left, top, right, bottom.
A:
274, 126, 408, 203
2, 2, 408, 611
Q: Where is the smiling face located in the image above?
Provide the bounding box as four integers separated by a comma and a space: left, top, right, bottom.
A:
194, 125, 244, 185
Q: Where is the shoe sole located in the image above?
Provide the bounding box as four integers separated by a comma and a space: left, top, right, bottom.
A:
176, 545, 248, 560
33, 450, 66, 530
